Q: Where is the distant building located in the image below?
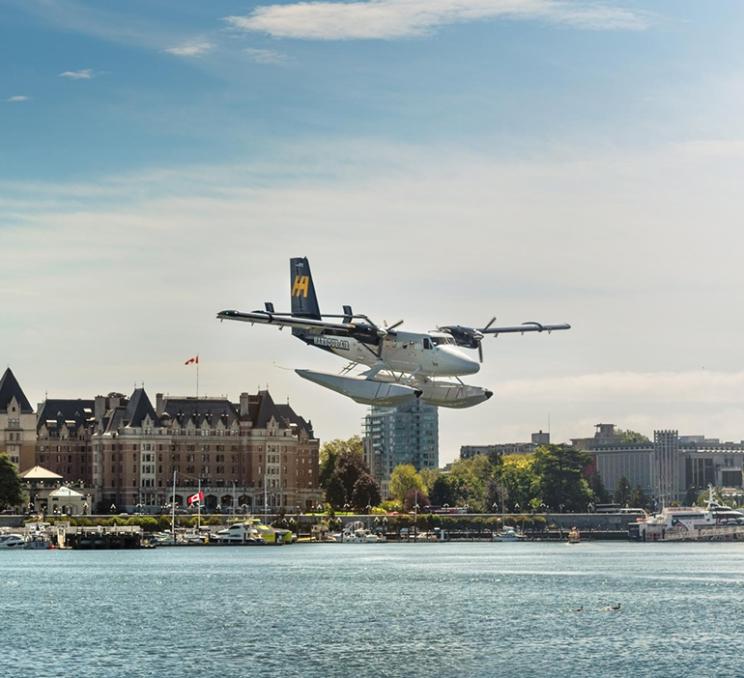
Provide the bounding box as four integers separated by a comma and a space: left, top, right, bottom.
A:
0, 368, 36, 469
460, 430, 550, 460
586, 424, 744, 506
19, 382, 321, 513
91, 388, 320, 513
364, 400, 438, 498
36, 397, 97, 485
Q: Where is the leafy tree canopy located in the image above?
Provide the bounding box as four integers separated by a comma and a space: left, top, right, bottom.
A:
389, 464, 425, 503
0, 454, 23, 509
319, 436, 374, 509
532, 444, 593, 512
614, 476, 632, 507
615, 429, 650, 444
429, 474, 456, 507
351, 472, 381, 511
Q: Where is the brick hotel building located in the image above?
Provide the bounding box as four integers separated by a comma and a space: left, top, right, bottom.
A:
2, 368, 321, 513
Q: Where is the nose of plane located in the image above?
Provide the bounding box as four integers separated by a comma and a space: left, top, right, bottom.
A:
443, 347, 480, 375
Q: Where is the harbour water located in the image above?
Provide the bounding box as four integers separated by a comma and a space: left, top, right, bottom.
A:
3, 542, 744, 677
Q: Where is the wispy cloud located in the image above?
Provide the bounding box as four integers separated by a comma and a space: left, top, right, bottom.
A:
164, 41, 213, 57
225, 0, 649, 40
59, 68, 94, 79
245, 47, 287, 64
6, 95, 29, 103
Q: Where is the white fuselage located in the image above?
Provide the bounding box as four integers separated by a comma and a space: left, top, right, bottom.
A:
310, 330, 480, 377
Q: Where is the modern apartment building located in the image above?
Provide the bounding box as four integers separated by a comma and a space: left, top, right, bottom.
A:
363, 399, 438, 498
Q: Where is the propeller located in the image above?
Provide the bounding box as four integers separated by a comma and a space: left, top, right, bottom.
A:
438, 317, 495, 363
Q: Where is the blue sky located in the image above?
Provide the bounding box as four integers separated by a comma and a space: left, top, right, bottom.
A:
4, 1, 742, 180
3, 1, 744, 460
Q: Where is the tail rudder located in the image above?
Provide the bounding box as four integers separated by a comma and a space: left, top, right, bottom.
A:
290, 257, 321, 319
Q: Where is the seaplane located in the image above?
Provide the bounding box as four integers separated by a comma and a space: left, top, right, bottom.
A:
217, 257, 570, 409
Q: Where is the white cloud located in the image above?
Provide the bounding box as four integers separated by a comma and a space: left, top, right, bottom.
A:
6, 95, 29, 102
245, 47, 287, 64
225, 0, 648, 40
59, 68, 94, 79
164, 41, 213, 57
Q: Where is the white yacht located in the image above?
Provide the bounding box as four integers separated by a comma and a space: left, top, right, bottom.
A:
0, 533, 27, 549
340, 522, 383, 543
493, 526, 526, 542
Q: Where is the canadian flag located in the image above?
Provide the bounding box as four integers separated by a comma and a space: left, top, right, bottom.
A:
187, 490, 204, 506
184, 355, 199, 365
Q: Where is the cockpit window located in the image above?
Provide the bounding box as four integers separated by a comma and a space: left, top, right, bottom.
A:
423, 338, 432, 350
430, 336, 455, 346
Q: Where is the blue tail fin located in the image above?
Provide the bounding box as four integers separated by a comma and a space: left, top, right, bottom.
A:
290, 257, 321, 319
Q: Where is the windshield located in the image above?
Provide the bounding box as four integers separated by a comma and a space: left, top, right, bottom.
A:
430, 336, 455, 346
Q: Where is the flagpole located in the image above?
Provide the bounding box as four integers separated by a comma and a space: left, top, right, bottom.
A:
197, 478, 201, 531
171, 470, 176, 541
196, 355, 199, 400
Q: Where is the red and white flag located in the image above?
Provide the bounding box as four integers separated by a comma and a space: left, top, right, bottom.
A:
184, 355, 199, 365
187, 490, 204, 506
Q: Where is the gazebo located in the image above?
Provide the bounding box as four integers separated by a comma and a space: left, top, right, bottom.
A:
48, 486, 89, 516
19, 465, 64, 513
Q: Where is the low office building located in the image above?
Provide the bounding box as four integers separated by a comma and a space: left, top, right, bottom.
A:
587, 424, 744, 506
460, 431, 550, 460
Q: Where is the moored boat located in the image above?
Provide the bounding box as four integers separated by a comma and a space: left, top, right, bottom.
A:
493, 526, 526, 542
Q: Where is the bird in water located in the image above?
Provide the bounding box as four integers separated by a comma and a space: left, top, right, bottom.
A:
573, 606, 584, 612
611, 603, 621, 611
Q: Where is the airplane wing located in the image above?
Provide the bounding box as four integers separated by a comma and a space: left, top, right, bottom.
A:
439, 320, 571, 362
480, 321, 571, 335
217, 309, 357, 333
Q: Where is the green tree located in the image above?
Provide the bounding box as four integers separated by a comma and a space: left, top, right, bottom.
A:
319, 436, 372, 508
615, 429, 650, 444
389, 464, 425, 503
448, 454, 500, 511
430, 474, 456, 506
629, 485, 650, 510
319, 436, 364, 489
418, 467, 440, 495
533, 445, 593, 511
403, 487, 430, 512
0, 454, 23, 510
495, 454, 539, 511
589, 472, 610, 504
350, 473, 381, 511
614, 476, 632, 506
325, 473, 346, 509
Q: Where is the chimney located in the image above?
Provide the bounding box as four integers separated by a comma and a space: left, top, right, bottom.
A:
94, 395, 107, 422
240, 392, 250, 417
156, 393, 164, 415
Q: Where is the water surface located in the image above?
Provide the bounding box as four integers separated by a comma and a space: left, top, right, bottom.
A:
2, 542, 743, 677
